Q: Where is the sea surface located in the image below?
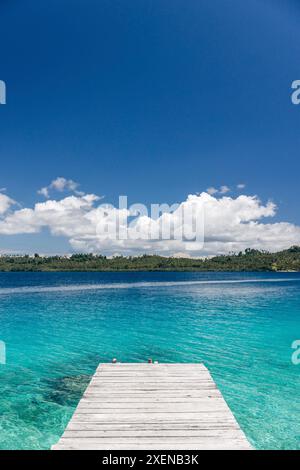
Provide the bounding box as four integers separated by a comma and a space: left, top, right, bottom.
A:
0, 271, 299, 450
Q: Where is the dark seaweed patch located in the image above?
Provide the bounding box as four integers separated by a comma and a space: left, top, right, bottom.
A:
42, 374, 90, 406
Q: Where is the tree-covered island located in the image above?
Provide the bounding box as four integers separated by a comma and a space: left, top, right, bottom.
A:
0, 246, 300, 272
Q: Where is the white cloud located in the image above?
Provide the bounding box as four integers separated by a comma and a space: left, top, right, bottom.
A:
237, 183, 246, 190
38, 187, 50, 198
206, 185, 230, 195
38, 177, 81, 199
0, 189, 300, 256
0, 194, 100, 235
0, 193, 15, 215
219, 185, 230, 194
206, 187, 218, 195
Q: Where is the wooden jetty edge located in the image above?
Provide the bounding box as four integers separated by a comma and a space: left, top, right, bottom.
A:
52, 363, 252, 450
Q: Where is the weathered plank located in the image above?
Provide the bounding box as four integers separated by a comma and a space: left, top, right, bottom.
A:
52, 363, 252, 450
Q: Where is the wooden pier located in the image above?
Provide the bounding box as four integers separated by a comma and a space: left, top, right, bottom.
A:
52, 363, 252, 450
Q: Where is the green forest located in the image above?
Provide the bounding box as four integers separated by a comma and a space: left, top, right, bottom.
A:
0, 246, 300, 272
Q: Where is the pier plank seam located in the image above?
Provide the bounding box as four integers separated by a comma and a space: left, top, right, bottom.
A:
52, 363, 252, 450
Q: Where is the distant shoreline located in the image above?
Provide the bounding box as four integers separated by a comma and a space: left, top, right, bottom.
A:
1, 270, 299, 273
0, 268, 299, 273
0, 246, 300, 272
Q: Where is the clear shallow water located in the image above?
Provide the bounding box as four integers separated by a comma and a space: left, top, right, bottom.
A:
0, 271, 300, 450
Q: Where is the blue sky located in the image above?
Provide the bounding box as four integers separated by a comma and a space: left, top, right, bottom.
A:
0, 0, 300, 255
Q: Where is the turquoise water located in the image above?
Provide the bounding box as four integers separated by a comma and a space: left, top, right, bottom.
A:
0, 271, 300, 450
